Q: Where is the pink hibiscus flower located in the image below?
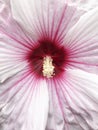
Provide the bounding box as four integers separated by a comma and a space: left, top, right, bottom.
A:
0, 0, 98, 130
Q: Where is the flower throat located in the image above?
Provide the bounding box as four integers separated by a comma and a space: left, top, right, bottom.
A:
28, 39, 68, 79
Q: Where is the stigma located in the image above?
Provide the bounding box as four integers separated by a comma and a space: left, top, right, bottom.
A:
42, 56, 55, 78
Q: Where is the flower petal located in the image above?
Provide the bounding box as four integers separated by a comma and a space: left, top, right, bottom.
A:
0, 70, 49, 130
10, 0, 84, 42
46, 69, 98, 130
0, 0, 11, 24
68, 0, 98, 10
46, 79, 65, 130
0, 32, 29, 83
65, 8, 98, 74
0, 6, 37, 83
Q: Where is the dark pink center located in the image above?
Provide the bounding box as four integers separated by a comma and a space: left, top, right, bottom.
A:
28, 38, 68, 79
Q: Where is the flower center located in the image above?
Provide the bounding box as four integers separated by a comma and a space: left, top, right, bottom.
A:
28, 39, 68, 79
42, 56, 55, 78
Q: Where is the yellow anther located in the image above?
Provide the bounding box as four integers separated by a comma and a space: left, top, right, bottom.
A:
42, 56, 55, 78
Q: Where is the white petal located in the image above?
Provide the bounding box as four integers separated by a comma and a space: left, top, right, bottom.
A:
64, 69, 98, 129
46, 79, 65, 130
46, 70, 98, 130
10, 0, 85, 42
0, 32, 29, 83
0, 12, 37, 83
0, 0, 11, 26
68, 0, 98, 10
0, 71, 49, 130
65, 8, 98, 74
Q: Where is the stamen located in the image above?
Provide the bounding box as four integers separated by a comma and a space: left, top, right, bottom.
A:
42, 56, 55, 78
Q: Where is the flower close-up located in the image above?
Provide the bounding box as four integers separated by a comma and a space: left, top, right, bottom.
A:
0, 0, 98, 130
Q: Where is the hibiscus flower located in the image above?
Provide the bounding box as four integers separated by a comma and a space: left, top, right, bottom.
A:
0, 0, 98, 130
